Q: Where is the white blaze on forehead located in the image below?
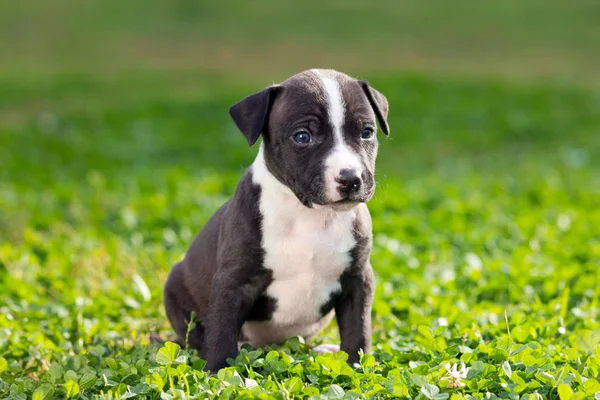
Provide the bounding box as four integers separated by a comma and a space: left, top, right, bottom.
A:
312, 69, 363, 202
312, 69, 346, 137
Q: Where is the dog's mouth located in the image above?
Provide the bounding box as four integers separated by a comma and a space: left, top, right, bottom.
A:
334, 198, 360, 205
322, 198, 363, 212
333, 198, 360, 208
335, 187, 374, 204
299, 195, 359, 209
295, 186, 374, 209
326, 190, 375, 208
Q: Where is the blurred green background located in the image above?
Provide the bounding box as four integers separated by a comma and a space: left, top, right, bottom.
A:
2, 0, 600, 184
2, 0, 600, 80
1, 1, 600, 398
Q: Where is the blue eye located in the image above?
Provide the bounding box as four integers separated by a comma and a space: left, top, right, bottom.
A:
361, 128, 374, 139
293, 131, 312, 144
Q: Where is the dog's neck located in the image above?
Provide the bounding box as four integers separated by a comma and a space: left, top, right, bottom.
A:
251, 143, 357, 218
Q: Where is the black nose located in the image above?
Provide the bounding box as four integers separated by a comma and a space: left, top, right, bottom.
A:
336, 169, 361, 196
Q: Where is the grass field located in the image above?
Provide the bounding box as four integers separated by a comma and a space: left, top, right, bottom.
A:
2, 1, 600, 399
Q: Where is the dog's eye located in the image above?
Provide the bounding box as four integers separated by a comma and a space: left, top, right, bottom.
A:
293, 131, 312, 144
361, 128, 374, 139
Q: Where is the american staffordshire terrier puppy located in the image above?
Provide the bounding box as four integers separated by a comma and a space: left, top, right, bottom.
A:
164, 69, 389, 372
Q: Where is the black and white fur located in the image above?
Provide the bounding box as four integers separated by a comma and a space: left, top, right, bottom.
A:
164, 69, 390, 372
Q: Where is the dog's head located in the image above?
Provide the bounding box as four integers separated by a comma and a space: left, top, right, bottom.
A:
230, 69, 389, 210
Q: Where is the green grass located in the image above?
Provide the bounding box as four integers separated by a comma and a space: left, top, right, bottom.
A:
1, 70, 600, 399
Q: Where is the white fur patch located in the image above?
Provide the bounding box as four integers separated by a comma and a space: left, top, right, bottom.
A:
315, 70, 345, 136
312, 69, 363, 202
243, 146, 357, 347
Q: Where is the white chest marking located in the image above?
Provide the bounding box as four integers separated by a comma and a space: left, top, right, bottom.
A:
312, 69, 363, 202
243, 147, 357, 346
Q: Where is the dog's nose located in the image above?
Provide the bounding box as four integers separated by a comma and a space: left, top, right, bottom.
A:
336, 169, 361, 196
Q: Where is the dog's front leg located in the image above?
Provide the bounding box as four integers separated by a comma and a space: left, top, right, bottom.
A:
335, 265, 375, 364
202, 273, 265, 372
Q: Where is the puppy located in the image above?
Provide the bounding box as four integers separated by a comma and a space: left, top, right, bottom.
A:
164, 69, 389, 372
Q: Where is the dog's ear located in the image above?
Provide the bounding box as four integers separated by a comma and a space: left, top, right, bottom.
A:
229, 85, 281, 146
359, 81, 389, 136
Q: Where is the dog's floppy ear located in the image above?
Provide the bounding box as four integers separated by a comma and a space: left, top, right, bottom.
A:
229, 85, 281, 146
359, 81, 390, 136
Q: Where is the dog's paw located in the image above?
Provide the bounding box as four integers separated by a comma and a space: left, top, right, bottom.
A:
312, 344, 341, 354
238, 341, 250, 350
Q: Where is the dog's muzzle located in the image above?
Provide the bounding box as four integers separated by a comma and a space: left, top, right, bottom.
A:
336, 168, 362, 198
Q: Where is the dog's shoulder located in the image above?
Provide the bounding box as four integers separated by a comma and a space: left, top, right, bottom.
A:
215, 170, 268, 278
219, 170, 261, 230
